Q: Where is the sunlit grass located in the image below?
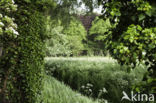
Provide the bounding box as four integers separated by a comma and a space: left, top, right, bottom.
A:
45, 56, 117, 63
42, 75, 102, 103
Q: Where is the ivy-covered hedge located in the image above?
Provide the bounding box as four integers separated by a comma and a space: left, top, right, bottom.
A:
0, 0, 19, 102
0, 0, 47, 103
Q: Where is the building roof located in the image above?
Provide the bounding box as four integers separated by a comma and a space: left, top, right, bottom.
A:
78, 15, 96, 32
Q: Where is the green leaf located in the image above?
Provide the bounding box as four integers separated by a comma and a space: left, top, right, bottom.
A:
137, 25, 142, 31
131, 16, 136, 21
138, 14, 146, 21
145, 11, 152, 17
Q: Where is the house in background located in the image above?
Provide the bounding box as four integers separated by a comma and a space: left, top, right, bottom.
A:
78, 15, 97, 32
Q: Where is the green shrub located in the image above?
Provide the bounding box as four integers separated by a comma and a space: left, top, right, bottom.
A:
45, 57, 147, 103
45, 25, 71, 57
42, 75, 101, 103
45, 16, 87, 56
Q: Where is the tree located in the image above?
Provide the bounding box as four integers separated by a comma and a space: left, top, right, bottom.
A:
88, 17, 113, 55
98, 0, 156, 92
63, 17, 87, 56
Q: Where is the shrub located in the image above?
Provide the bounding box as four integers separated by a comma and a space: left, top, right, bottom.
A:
45, 25, 71, 57
45, 16, 87, 56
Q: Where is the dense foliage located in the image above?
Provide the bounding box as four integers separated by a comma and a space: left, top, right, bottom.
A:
98, 0, 156, 92
88, 17, 113, 56
46, 24, 71, 56
0, 0, 155, 102
46, 17, 87, 56
63, 17, 87, 56
0, 0, 48, 102
0, 0, 19, 102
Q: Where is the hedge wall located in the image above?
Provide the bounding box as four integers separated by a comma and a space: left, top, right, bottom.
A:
0, 0, 46, 103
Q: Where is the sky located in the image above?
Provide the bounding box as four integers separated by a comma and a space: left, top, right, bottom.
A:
75, 0, 103, 14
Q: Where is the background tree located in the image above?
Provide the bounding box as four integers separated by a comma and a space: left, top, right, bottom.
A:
88, 17, 114, 56
45, 18, 71, 56
63, 17, 87, 56
45, 16, 87, 57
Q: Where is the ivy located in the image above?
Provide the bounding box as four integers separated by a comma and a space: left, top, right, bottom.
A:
0, 0, 19, 102
0, 0, 47, 103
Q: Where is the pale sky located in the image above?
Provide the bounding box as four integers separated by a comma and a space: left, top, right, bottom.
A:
75, 0, 103, 14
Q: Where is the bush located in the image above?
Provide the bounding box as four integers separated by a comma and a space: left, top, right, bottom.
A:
45, 25, 71, 57
45, 57, 147, 103
45, 16, 87, 56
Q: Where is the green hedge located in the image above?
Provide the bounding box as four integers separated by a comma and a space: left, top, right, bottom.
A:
0, 0, 46, 103
45, 57, 147, 103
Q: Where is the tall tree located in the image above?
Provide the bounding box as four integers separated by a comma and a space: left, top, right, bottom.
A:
99, 0, 156, 92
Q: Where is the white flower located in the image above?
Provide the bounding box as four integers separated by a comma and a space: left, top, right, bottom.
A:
13, 30, 19, 35
4, 15, 9, 19
6, 27, 19, 35
12, 18, 15, 21
0, 22, 4, 27
102, 88, 107, 93
12, 23, 18, 29
12, 0, 15, 4
0, 14, 3, 18
81, 85, 85, 89
142, 51, 146, 56
89, 89, 92, 92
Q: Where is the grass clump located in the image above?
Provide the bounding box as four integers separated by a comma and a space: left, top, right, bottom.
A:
42, 75, 102, 103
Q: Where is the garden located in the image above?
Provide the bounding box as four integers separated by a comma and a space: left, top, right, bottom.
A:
0, 0, 155, 103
